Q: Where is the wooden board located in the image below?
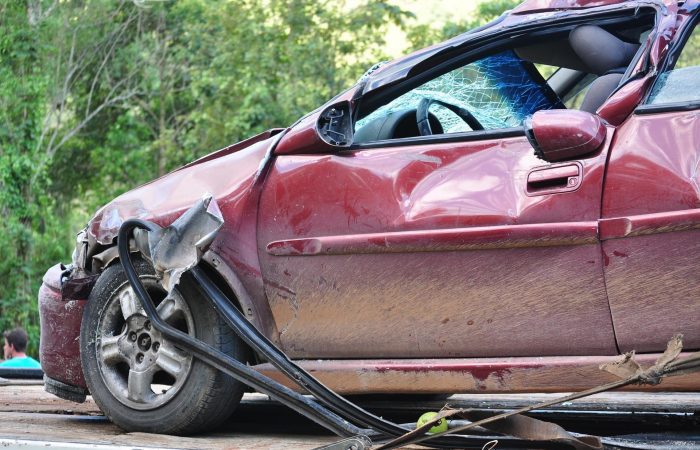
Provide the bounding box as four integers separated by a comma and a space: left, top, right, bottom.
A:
1, 384, 698, 449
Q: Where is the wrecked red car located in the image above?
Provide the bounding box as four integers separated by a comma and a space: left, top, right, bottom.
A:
39, 0, 700, 435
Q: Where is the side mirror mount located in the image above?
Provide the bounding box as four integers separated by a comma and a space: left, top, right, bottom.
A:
274, 100, 354, 155
317, 101, 353, 147
525, 110, 606, 162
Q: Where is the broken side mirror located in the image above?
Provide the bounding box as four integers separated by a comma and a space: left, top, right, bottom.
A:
317, 101, 353, 147
524, 110, 606, 162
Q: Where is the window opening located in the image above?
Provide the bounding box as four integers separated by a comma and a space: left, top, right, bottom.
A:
356, 50, 562, 138
647, 21, 700, 105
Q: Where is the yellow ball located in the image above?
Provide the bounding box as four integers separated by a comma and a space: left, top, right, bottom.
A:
416, 412, 448, 433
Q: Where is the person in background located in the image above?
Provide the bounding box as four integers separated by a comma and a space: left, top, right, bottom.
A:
0, 327, 41, 368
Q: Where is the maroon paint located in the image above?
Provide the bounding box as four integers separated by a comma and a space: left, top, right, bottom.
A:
266, 221, 598, 256
596, 4, 678, 124
602, 109, 700, 353
39, 264, 87, 388
273, 114, 329, 156
597, 78, 653, 125
603, 113, 700, 217
526, 162, 582, 196
275, 89, 359, 156
512, 0, 636, 14
254, 353, 699, 394
37, 1, 700, 393
597, 5, 698, 354
531, 110, 606, 161
177, 129, 283, 170
602, 231, 700, 353
599, 208, 700, 240
108, 137, 279, 342
259, 129, 617, 358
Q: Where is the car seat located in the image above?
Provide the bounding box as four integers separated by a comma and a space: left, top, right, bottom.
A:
569, 25, 640, 113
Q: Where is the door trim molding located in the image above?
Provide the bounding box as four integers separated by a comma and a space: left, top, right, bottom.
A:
267, 208, 700, 256
266, 222, 598, 256
599, 208, 700, 240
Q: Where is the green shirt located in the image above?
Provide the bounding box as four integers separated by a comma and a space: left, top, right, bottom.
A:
0, 356, 41, 369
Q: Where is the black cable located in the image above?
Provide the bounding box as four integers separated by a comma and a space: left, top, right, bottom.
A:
190, 251, 542, 448
117, 219, 367, 437
119, 218, 552, 449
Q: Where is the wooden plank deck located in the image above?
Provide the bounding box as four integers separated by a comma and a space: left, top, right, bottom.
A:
0, 383, 698, 449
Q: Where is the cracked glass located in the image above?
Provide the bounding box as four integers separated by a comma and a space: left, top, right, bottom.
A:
648, 22, 700, 105
356, 50, 562, 137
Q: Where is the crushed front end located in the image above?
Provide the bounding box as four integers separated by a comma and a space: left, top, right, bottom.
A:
39, 229, 100, 402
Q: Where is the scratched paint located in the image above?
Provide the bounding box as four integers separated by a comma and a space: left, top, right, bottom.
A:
254, 353, 698, 394
39, 265, 88, 389
258, 133, 617, 358
603, 110, 700, 353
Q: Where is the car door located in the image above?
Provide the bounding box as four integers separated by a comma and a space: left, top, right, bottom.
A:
257, 49, 617, 360
600, 11, 700, 353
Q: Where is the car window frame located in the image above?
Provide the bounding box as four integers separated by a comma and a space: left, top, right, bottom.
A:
349, 7, 660, 151
354, 49, 563, 139
636, 10, 700, 115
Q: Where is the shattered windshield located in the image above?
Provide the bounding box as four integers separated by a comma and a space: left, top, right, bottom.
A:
356, 50, 562, 136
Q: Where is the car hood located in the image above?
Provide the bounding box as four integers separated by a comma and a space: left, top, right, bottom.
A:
87, 129, 284, 245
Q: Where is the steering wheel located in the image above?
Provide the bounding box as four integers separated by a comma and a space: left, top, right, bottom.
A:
416, 97, 484, 136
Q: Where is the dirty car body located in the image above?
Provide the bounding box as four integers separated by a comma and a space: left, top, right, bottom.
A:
39, 0, 700, 433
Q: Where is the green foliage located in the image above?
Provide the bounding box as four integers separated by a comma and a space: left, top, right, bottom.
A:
0, 0, 414, 359
406, 0, 520, 51
0, 0, 56, 357
11, 0, 673, 361
676, 22, 700, 69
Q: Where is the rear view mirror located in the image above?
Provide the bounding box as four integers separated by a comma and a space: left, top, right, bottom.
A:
525, 110, 606, 162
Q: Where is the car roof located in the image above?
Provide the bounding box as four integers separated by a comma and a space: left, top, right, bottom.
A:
361, 0, 676, 95
512, 0, 637, 15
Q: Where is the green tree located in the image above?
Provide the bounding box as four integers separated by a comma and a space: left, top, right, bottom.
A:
0, 0, 414, 358
406, 0, 520, 51
183, 0, 412, 155
0, 0, 60, 356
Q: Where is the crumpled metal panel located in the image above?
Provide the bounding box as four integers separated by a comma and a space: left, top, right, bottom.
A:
81, 134, 282, 342
138, 195, 224, 293
258, 130, 617, 359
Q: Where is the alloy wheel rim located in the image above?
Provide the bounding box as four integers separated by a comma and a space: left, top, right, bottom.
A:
96, 277, 194, 410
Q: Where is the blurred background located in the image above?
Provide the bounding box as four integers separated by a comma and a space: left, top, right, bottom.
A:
0, 0, 517, 356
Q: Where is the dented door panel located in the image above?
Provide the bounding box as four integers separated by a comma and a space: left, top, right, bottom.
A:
602, 111, 700, 352
258, 134, 617, 358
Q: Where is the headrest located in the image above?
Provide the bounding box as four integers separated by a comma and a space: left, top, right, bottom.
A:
569, 25, 640, 75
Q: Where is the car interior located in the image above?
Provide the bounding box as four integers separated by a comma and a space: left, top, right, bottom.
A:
353, 13, 655, 144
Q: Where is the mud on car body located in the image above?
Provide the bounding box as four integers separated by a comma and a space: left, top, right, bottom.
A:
40, 0, 700, 434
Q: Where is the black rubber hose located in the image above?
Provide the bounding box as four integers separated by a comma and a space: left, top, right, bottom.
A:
119, 219, 544, 449
117, 219, 367, 437
190, 257, 542, 449
191, 267, 411, 433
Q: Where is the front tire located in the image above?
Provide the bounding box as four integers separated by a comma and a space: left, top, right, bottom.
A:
80, 258, 246, 434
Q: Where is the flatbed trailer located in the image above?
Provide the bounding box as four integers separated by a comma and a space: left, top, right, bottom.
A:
0, 381, 698, 449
